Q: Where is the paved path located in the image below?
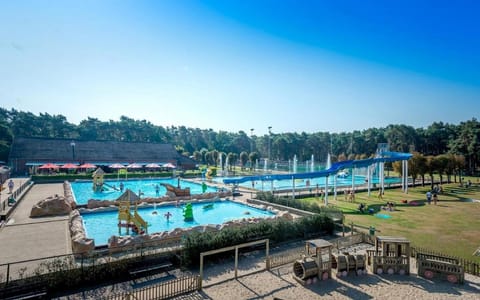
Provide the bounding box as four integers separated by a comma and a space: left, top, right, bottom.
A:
0, 182, 71, 265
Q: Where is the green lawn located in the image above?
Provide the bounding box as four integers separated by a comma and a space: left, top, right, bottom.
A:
303, 181, 480, 263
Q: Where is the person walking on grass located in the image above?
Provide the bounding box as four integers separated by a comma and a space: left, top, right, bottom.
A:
377, 189, 383, 200
426, 191, 432, 204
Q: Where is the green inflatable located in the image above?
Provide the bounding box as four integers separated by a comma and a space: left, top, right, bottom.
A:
183, 203, 194, 221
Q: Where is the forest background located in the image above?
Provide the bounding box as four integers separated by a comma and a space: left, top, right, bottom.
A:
0, 108, 478, 176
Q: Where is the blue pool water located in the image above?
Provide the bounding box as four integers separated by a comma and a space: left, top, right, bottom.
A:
217, 175, 402, 191
71, 178, 217, 205
82, 200, 275, 245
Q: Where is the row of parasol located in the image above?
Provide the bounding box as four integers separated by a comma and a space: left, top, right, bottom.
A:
37, 162, 176, 170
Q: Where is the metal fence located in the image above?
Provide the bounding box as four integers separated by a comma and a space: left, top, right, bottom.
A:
0, 237, 181, 289
103, 275, 200, 300
0, 178, 32, 215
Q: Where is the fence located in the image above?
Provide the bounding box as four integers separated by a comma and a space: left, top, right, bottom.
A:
411, 247, 480, 276
267, 233, 373, 270
268, 248, 304, 269
0, 178, 32, 217
103, 275, 200, 300
0, 238, 181, 291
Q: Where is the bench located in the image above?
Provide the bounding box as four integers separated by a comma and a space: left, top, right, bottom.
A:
129, 262, 173, 277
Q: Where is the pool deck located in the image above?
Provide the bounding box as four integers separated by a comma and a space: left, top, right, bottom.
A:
0, 181, 72, 265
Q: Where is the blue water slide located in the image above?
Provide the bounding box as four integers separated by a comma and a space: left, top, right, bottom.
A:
222, 152, 412, 185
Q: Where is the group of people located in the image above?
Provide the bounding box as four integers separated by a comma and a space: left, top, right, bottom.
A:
426, 184, 442, 205
381, 201, 395, 211
358, 203, 375, 214
344, 189, 355, 202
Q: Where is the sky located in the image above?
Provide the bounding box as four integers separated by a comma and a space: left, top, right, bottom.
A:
1, 0, 479, 135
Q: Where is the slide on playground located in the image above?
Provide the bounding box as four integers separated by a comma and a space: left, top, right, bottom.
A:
103, 183, 119, 191
206, 168, 213, 180
118, 202, 148, 234
133, 210, 147, 230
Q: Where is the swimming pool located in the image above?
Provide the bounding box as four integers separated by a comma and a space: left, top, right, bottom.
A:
217, 175, 402, 191
71, 178, 217, 205
81, 200, 275, 245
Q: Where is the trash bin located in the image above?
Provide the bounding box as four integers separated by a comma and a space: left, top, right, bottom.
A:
369, 226, 376, 236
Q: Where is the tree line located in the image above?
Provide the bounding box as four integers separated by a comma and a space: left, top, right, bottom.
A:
0, 108, 478, 175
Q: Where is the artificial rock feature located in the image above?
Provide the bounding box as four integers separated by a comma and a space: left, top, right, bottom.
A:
30, 194, 73, 217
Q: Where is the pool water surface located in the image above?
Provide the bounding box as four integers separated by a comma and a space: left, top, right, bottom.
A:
71, 178, 217, 205
82, 200, 275, 245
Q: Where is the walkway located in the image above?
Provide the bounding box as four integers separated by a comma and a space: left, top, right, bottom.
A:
0, 181, 71, 265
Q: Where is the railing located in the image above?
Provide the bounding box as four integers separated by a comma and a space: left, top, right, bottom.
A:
0, 178, 32, 214
103, 275, 200, 300
0, 238, 181, 290
268, 249, 304, 269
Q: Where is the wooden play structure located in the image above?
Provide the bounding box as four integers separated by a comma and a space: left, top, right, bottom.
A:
117, 189, 148, 235
332, 252, 366, 277
160, 183, 191, 197
92, 168, 105, 192
417, 252, 464, 284
292, 239, 333, 284
366, 236, 410, 275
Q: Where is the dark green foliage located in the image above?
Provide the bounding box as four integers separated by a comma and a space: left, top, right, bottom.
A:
256, 192, 343, 215
181, 214, 334, 267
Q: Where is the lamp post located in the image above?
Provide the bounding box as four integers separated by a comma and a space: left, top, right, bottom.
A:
250, 128, 254, 170
250, 128, 254, 153
268, 126, 272, 161
70, 141, 76, 161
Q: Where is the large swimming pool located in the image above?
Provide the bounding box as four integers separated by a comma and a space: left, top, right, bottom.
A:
71, 178, 217, 205
82, 200, 275, 245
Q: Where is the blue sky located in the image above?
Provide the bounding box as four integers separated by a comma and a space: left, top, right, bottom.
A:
1, 0, 479, 135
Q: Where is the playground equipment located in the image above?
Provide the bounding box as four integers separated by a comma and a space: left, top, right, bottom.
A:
183, 203, 194, 221
160, 183, 191, 197
366, 236, 410, 275
292, 239, 333, 284
332, 252, 366, 277
92, 168, 105, 192
117, 189, 148, 235
206, 168, 215, 180
417, 252, 464, 284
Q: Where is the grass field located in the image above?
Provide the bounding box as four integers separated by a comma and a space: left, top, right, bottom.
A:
303, 180, 480, 263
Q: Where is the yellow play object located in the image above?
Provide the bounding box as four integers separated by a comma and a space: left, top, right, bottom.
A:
117, 192, 148, 235
92, 168, 105, 192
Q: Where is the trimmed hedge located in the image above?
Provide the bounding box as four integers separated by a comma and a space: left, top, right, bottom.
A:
256, 191, 343, 217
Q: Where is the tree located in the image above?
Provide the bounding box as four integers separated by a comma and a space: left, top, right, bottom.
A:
435, 155, 450, 184
425, 156, 439, 189
239, 151, 249, 170
227, 152, 237, 171
407, 152, 426, 187
249, 152, 259, 171
448, 118, 480, 175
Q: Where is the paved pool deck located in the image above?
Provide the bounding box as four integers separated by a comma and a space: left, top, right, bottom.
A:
0, 181, 71, 265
